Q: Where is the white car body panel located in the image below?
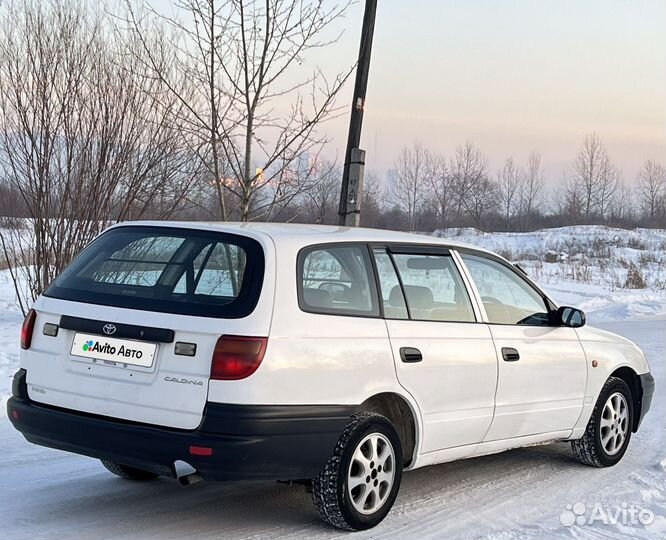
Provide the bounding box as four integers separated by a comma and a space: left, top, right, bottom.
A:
414, 429, 574, 469
569, 325, 650, 437
481, 324, 587, 441
385, 319, 498, 453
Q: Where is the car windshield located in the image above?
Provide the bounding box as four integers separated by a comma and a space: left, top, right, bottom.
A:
44, 226, 265, 318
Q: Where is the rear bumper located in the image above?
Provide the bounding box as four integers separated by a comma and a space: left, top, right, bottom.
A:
7, 369, 353, 481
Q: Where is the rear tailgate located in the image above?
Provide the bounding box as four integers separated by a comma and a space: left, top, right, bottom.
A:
23, 296, 272, 429
20, 224, 274, 430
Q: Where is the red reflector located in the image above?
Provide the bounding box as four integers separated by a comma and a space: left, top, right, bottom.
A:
20, 309, 36, 350
11, 410, 19, 421
189, 445, 213, 456
211, 336, 267, 380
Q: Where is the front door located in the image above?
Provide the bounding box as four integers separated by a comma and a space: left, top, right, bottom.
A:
459, 253, 587, 441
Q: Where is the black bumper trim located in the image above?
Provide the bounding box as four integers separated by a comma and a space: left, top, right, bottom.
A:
12, 368, 27, 399
637, 372, 655, 429
8, 371, 354, 481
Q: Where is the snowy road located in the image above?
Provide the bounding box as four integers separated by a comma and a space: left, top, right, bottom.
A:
1, 320, 664, 540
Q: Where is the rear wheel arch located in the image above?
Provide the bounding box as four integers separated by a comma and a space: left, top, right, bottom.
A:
609, 366, 642, 432
357, 392, 418, 467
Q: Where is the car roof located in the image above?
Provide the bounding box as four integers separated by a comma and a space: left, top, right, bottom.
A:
112, 221, 492, 255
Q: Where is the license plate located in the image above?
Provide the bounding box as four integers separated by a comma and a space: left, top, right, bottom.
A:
71, 333, 157, 368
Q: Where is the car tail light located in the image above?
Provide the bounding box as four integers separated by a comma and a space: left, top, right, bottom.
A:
211, 336, 267, 380
20, 309, 36, 350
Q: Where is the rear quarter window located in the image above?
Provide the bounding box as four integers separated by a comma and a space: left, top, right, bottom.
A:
44, 226, 264, 318
298, 244, 379, 317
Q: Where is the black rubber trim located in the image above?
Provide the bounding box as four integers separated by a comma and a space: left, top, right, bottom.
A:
637, 372, 655, 429
59, 315, 175, 343
386, 244, 450, 256
7, 394, 354, 481
12, 368, 28, 399
199, 403, 355, 435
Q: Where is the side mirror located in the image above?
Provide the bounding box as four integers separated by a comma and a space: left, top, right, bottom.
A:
557, 306, 586, 328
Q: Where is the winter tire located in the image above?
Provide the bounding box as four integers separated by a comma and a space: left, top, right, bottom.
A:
571, 376, 634, 467
312, 412, 403, 531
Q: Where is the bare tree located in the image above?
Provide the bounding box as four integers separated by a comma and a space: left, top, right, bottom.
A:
496, 157, 521, 230
393, 143, 430, 231
519, 152, 545, 230
597, 157, 620, 222
300, 160, 340, 224
123, 0, 352, 222
450, 142, 490, 227
637, 160, 666, 226
466, 177, 497, 230
561, 174, 583, 220
0, 0, 196, 311
609, 181, 634, 224
359, 170, 383, 227
572, 133, 618, 223
428, 152, 454, 230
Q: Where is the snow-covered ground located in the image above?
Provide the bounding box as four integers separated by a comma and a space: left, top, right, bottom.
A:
0, 319, 662, 539
0, 226, 664, 538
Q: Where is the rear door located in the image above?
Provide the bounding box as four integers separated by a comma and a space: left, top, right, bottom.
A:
373, 246, 498, 454
23, 226, 271, 429
458, 252, 587, 441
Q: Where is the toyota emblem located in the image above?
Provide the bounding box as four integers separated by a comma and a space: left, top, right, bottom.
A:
102, 324, 117, 335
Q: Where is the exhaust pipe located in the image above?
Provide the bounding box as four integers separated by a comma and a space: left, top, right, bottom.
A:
178, 471, 203, 487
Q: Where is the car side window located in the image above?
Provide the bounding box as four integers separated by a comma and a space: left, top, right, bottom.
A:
373, 249, 408, 319
391, 253, 476, 323
461, 254, 550, 326
299, 245, 379, 316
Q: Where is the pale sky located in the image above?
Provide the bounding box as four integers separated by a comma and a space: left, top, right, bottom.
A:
152, 0, 666, 184
317, 0, 666, 183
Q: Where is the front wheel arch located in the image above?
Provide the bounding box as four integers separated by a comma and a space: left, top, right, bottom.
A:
572, 376, 634, 467
609, 367, 642, 432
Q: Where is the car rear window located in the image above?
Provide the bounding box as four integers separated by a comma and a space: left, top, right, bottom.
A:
44, 226, 264, 318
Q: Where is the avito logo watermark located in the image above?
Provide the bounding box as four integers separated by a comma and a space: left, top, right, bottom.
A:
82, 339, 144, 359
72, 333, 156, 368
560, 501, 654, 528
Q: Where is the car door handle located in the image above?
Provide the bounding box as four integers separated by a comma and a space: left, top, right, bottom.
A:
400, 347, 423, 363
502, 347, 520, 362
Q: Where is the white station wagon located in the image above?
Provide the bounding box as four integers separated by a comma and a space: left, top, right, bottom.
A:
8, 223, 654, 530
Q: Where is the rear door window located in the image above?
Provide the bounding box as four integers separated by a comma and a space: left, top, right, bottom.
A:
373, 249, 408, 320
298, 244, 379, 317
45, 226, 264, 318
391, 252, 476, 322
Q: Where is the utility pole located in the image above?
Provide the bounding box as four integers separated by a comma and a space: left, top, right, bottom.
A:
337, 0, 377, 226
